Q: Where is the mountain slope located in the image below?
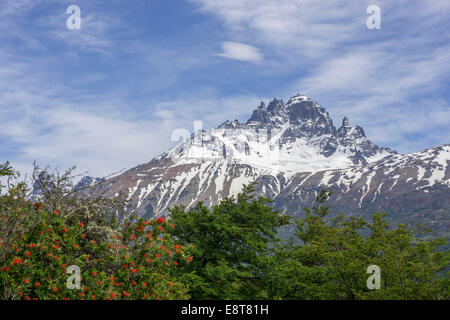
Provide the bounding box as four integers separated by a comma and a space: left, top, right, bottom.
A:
95, 95, 450, 236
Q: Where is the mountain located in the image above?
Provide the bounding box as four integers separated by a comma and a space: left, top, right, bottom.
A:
94, 95, 450, 237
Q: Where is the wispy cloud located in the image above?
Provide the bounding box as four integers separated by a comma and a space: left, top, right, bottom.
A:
215, 41, 263, 62
39, 9, 118, 55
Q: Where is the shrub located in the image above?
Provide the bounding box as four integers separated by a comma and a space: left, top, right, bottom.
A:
0, 162, 191, 300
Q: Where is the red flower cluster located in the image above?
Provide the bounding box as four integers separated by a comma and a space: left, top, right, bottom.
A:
0, 204, 189, 300
156, 217, 165, 224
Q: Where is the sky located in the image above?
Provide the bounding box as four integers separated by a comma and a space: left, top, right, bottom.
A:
0, 0, 449, 177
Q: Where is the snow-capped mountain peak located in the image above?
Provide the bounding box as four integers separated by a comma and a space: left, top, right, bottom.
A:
95, 94, 449, 237
162, 95, 395, 172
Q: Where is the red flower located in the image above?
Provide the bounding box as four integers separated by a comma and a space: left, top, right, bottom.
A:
62, 228, 67, 233
92, 271, 97, 276
123, 292, 130, 297
25, 251, 31, 256
169, 282, 173, 287
54, 210, 60, 215
79, 222, 84, 227
174, 261, 178, 266
187, 256, 193, 263
35, 282, 40, 287
73, 244, 79, 249
24, 278, 29, 284
156, 217, 165, 224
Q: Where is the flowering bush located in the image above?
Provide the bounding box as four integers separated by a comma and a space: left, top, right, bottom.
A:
0, 201, 191, 300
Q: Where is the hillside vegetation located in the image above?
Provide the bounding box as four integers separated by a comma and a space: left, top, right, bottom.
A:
0, 162, 448, 300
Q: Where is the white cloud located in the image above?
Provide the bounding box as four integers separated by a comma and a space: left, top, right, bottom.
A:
215, 41, 263, 62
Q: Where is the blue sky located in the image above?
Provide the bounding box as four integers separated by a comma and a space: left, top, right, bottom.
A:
1, 0, 449, 177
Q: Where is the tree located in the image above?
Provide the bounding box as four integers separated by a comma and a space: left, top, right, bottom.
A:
264, 190, 449, 300
169, 183, 290, 299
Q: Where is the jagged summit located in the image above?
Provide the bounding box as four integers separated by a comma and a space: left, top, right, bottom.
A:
163, 94, 396, 172
247, 94, 331, 127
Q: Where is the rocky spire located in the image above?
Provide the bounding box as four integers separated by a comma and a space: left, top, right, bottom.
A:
247, 101, 270, 124
342, 116, 350, 128
267, 98, 284, 115
338, 116, 351, 136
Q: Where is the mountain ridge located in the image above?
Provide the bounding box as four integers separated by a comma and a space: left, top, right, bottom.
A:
87, 94, 449, 236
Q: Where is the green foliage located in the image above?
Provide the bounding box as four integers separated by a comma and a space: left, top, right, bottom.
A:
0, 162, 189, 300
1, 162, 448, 300
264, 190, 449, 300
169, 183, 290, 299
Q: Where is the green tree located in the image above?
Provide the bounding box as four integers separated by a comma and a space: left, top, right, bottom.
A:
264, 190, 449, 300
169, 183, 290, 299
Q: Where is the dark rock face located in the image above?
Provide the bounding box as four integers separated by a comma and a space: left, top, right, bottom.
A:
248, 102, 270, 124
245, 95, 394, 162
267, 98, 284, 115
